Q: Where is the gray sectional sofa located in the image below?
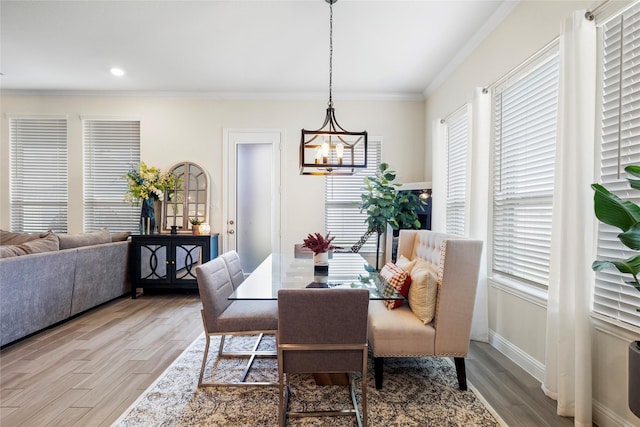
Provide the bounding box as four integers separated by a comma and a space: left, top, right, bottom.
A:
0, 229, 131, 347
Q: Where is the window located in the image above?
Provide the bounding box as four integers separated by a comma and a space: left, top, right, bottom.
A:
445, 107, 469, 236
491, 46, 560, 289
9, 117, 68, 233
83, 119, 140, 232
594, 4, 640, 327
325, 140, 381, 252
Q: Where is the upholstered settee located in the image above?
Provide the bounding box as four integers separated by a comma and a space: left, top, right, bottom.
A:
0, 229, 131, 347
367, 229, 483, 390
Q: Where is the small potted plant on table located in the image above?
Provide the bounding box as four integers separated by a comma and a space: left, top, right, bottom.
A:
302, 232, 341, 271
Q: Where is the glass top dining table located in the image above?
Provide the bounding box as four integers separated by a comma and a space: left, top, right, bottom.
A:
228, 252, 401, 300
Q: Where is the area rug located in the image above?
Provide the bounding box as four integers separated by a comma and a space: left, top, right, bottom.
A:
113, 334, 505, 426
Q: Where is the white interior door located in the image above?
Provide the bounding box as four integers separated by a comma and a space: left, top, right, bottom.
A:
223, 130, 281, 272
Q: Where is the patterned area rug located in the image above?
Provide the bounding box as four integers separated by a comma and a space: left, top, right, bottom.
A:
114, 334, 504, 426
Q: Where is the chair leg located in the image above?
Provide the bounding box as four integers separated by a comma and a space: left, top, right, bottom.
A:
198, 334, 211, 387
374, 357, 384, 390
454, 357, 467, 391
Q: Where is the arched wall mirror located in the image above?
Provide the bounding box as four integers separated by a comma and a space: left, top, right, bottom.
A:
163, 162, 210, 232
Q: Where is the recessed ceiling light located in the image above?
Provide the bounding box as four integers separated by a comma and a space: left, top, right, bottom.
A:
110, 67, 125, 77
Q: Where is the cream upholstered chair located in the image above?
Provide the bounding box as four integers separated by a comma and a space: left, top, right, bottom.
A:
195, 257, 278, 387
277, 288, 369, 427
220, 250, 245, 290
367, 230, 483, 391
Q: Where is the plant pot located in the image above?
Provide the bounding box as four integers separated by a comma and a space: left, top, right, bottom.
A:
313, 251, 329, 267
630, 341, 640, 418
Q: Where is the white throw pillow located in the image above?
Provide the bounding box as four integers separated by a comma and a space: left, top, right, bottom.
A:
407, 259, 439, 324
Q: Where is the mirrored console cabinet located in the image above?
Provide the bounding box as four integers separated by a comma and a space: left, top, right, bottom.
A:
130, 233, 219, 298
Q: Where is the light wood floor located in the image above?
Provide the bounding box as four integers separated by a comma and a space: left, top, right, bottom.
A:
1, 293, 574, 426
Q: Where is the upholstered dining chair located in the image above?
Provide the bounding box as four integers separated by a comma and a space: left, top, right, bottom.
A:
220, 250, 245, 290
195, 257, 278, 387
277, 288, 369, 427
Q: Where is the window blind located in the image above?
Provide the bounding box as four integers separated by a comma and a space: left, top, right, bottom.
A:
325, 140, 381, 252
9, 117, 68, 233
492, 48, 559, 289
594, 4, 640, 327
445, 107, 468, 236
83, 120, 141, 232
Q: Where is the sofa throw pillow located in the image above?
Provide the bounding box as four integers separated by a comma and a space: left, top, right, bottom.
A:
0, 231, 60, 258
379, 261, 412, 310
407, 259, 439, 324
0, 230, 42, 246
58, 228, 112, 249
111, 231, 132, 242
395, 254, 417, 274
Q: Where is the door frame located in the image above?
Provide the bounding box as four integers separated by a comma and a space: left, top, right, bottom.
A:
222, 128, 283, 256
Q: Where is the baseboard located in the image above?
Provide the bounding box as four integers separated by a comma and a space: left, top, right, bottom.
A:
488, 330, 545, 383
593, 399, 639, 427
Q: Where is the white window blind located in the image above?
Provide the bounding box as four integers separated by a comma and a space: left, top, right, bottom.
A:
492, 48, 559, 289
445, 107, 468, 236
83, 120, 140, 232
9, 117, 68, 233
594, 4, 640, 327
325, 140, 381, 252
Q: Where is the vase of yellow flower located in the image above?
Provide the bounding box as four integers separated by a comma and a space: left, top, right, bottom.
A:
124, 162, 180, 234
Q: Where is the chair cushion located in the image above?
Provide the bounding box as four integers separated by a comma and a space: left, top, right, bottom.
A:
407, 259, 439, 324
216, 300, 279, 332
367, 300, 435, 357
380, 261, 411, 309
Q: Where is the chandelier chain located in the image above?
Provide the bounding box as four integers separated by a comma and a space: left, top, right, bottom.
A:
329, 0, 333, 107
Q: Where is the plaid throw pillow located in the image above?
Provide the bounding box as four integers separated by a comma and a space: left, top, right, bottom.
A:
379, 261, 412, 309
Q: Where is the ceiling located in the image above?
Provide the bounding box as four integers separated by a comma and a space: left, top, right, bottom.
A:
0, 0, 514, 99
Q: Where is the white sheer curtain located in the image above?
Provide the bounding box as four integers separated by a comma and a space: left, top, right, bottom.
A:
467, 88, 491, 342
543, 10, 596, 426
431, 90, 490, 342
431, 118, 447, 233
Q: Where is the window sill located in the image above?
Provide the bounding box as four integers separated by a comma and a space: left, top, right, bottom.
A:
488, 274, 548, 309
591, 313, 640, 341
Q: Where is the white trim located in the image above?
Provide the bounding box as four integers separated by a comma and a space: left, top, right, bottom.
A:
593, 399, 640, 427
592, 313, 640, 342
488, 276, 548, 309
80, 115, 142, 121
5, 113, 67, 120
424, 0, 520, 97
1, 89, 425, 102
488, 330, 545, 383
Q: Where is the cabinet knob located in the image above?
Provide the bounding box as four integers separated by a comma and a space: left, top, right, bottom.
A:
228, 229, 235, 234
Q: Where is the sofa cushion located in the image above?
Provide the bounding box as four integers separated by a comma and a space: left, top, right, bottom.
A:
58, 228, 112, 249
0, 230, 42, 246
407, 259, 439, 324
0, 231, 60, 258
111, 231, 132, 242
380, 261, 412, 310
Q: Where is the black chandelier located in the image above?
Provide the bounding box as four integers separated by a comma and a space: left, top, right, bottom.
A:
299, 0, 368, 176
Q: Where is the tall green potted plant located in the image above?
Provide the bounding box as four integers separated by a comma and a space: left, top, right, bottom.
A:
358, 163, 426, 270
592, 164, 640, 418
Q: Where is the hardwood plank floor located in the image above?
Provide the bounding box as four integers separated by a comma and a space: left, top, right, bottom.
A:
1, 294, 574, 426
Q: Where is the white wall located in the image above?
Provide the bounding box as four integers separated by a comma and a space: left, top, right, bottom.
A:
0, 95, 425, 256
424, 1, 639, 425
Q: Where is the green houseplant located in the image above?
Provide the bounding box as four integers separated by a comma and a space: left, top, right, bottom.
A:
591, 164, 640, 418
358, 163, 426, 270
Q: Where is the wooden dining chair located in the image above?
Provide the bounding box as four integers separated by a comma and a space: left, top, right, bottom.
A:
220, 250, 245, 290
277, 288, 369, 427
195, 257, 278, 387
